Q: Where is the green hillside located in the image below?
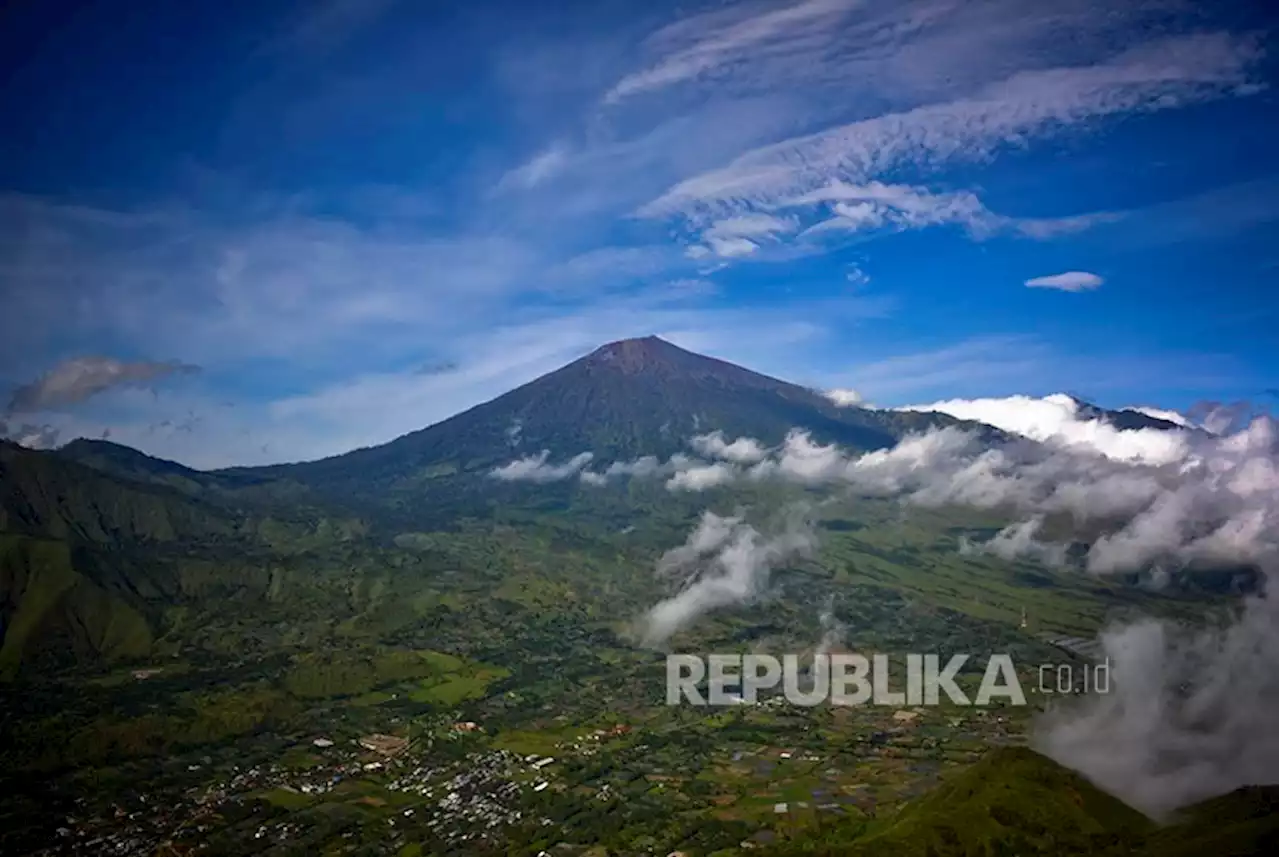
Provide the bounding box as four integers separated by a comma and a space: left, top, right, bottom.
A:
761, 748, 1277, 856
1137, 786, 1279, 857
0, 440, 367, 676
756, 746, 1148, 855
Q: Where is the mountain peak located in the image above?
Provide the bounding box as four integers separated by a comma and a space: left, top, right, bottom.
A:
582, 335, 687, 374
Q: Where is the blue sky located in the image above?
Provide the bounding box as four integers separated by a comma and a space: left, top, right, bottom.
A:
0, 0, 1275, 467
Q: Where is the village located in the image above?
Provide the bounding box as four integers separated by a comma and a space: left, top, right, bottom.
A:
32, 692, 1026, 857
34, 717, 644, 855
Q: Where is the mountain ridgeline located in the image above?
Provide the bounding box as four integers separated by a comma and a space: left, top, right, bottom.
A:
220, 336, 979, 523
0, 337, 946, 675
0, 439, 365, 677
0, 336, 1186, 676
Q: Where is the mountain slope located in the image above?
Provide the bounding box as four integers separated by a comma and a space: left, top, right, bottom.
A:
1138, 785, 1279, 857
762, 746, 1277, 856
228, 337, 969, 518
845, 746, 1151, 855
1, 440, 241, 545
0, 441, 367, 676
1069, 397, 1189, 432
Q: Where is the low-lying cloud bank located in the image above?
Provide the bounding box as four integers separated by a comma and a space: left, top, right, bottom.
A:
490, 408, 1277, 577
489, 431, 762, 490
1033, 581, 1278, 819
896, 393, 1189, 465
641, 508, 815, 647
493, 398, 1278, 816
824, 388, 864, 407
665, 420, 1276, 575
489, 449, 594, 482
618, 400, 1276, 816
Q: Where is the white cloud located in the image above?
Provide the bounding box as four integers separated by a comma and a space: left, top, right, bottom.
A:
655, 411, 1278, 576
489, 450, 594, 482
666, 461, 739, 491
964, 517, 1068, 567
689, 212, 798, 258
640, 411, 1277, 800
792, 181, 995, 237
604, 0, 860, 105
579, 453, 695, 485
639, 33, 1260, 219
789, 181, 1118, 242
1014, 211, 1123, 239
704, 212, 796, 240
704, 236, 759, 258
642, 509, 815, 646
844, 264, 870, 287
1024, 271, 1104, 291
1035, 586, 1278, 818
895, 393, 1185, 465
689, 430, 770, 464
0, 420, 61, 449
496, 143, 571, 191
824, 388, 863, 407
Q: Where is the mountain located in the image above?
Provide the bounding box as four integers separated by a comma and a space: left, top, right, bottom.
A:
839, 746, 1151, 855
56, 437, 348, 516
1067, 397, 1189, 432
224, 336, 972, 522
0, 336, 983, 674
762, 746, 1277, 856
1, 439, 242, 545
0, 440, 366, 676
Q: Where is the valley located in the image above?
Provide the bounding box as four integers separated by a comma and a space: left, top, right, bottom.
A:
0, 339, 1274, 856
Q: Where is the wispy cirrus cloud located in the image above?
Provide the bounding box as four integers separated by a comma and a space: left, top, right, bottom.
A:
604, 0, 862, 105
638, 32, 1262, 221
787, 181, 1115, 242
1025, 271, 1104, 291
495, 143, 571, 192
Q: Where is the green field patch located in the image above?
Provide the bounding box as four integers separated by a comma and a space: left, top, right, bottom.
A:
373, 651, 509, 706
491, 727, 575, 756
410, 674, 487, 705
282, 648, 479, 699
